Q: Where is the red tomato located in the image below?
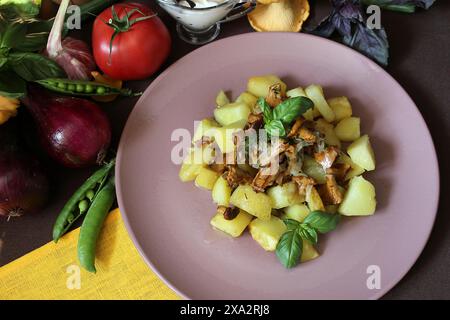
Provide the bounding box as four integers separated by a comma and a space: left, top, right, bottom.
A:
92, 3, 171, 80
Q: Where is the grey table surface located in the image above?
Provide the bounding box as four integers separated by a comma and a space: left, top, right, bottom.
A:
0, 0, 449, 299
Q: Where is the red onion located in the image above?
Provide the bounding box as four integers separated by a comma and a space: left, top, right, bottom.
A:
45, 0, 96, 80
22, 85, 111, 168
0, 125, 49, 218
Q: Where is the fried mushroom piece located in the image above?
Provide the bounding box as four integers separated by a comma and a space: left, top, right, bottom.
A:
318, 174, 344, 205
326, 163, 351, 182
298, 126, 317, 143
314, 146, 339, 170
266, 83, 284, 107
292, 175, 316, 195
252, 166, 280, 192
287, 118, 304, 138
217, 205, 240, 221
246, 113, 264, 130
225, 165, 253, 189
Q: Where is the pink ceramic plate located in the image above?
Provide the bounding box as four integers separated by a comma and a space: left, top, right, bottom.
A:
116, 33, 439, 299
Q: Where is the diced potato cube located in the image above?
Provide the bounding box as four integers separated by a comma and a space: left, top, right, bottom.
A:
179, 162, 204, 182
215, 90, 230, 107
347, 134, 376, 171
194, 167, 220, 190
286, 87, 306, 98
230, 185, 273, 220
338, 176, 376, 216
212, 123, 243, 154
334, 117, 361, 142
305, 85, 335, 122
249, 216, 287, 251
315, 118, 341, 148
284, 204, 310, 222
303, 107, 321, 121
336, 153, 365, 181
267, 182, 305, 209
212, 176, 232, 206
202, 145, 216, 164
236, 92, 258, 111
210, 209, 253, 237
327, 96, 353, 122
301, 240, 319, 262
302, 155, 326, 184
306, 186, 325, 211
247, 75, 287, 98
214, 102, 251, 127
193, 118, 220, 142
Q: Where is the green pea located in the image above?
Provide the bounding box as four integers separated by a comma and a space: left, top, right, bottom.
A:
96, 86, 106, 95
67, 84, 76, 91
85, 84, 94, 93
85, 189, 95, 201
57, 82, 67, 90
76, 84, 85, 92
78, 199, 89, 213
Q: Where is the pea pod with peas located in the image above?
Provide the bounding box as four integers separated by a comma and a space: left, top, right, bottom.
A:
35, 79, 142, 97
52, 158, 117, 273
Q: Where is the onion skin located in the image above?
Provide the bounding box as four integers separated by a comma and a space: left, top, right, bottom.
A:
0, 125, 49, 218
22, 86, 111, 168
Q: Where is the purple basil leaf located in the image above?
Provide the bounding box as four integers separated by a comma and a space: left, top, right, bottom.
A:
343, 23, 389, 66
311, 16, 336, 38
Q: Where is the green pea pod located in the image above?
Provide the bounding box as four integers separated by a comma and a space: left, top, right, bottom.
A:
52, 159, 115, 242
35, 79, 141, 97
78, 176, 116, 273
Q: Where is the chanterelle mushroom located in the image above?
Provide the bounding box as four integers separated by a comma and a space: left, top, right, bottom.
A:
318, 174, 344, 205
248, 0, 310, 32
266, 83, 284, 107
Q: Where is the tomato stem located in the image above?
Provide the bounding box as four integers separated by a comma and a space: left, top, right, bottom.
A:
103, 6, 157, 66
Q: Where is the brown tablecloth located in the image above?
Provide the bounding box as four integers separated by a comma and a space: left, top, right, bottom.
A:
1, 0, 449, 299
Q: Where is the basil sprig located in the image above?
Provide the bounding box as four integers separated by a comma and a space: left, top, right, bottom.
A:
276, 211, 340, 268
257, 96, 314, 137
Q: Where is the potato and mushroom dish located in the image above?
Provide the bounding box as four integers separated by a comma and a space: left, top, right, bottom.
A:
179, 75, 377, 268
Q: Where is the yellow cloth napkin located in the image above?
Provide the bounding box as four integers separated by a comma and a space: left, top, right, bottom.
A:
0, 209, 180, 300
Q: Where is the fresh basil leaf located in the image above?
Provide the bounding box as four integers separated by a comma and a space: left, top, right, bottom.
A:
283, 218, 300, 231
257, 97, 273, 123
0, 2, 41, 19
0, 70, 26, 98
276, 229, 303, 269
0, 20, 27, 50
265, 119, 286, 137
299, 224, 318, 244
7, 52, 65, 81
273, 96, 314, 124
0, 57, 7, 69
15, 32, 49, 52
303, 211, 340, 234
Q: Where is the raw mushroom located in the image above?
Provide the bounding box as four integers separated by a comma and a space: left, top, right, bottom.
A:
248, 0, 310, 32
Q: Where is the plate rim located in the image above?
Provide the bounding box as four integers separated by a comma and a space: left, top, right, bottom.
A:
116, 32, 440, 300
